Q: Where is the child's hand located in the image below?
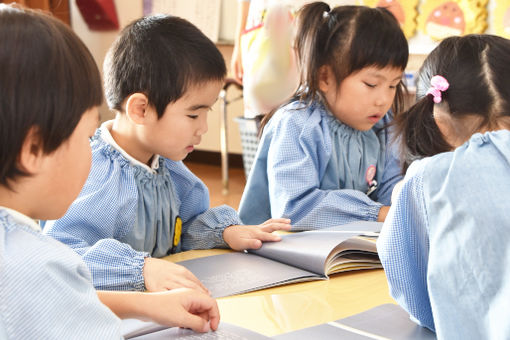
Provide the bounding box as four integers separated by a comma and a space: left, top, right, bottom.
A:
223, 218, 292, 251
143, 257, 209, 294
142, 288, 220, 332
377, 206, 390, 222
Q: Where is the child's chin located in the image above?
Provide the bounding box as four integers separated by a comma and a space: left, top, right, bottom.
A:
167, 152, 188, 162
351, 122, 376, 131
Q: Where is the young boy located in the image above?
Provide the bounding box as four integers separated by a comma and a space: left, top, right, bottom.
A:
43, 14, 291, 292
0, 5, 219, 338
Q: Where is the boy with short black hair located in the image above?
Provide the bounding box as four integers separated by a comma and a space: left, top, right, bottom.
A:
44, 14, 291, 292
0, 5, 219, 338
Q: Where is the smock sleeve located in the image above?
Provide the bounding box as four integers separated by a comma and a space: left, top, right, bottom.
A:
377, 158, 435, 331
266, 107, 383, 230
43, 148, 148, 291
373, 127, 404, 205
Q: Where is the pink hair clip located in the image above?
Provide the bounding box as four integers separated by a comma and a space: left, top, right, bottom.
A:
426, 75, 449, 104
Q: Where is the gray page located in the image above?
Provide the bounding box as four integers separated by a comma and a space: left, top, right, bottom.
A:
273, 304, 435, 340
337, 304, 436, 340
251, 231, 369, 275
273, 323, 371, 340
130, 323, 271, 340
177, 252, 321, 298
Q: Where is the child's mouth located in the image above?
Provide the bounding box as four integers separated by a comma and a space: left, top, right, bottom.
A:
368, 114, 380, 122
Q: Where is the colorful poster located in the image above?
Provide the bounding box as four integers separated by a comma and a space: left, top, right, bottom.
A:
418, 0, 488, 40
362, 0, 420, 38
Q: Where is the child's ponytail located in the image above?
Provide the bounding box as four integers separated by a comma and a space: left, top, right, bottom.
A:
294, 1, 331, 102
397, 34, 510, 172
395, 95, 451, 172
260, 4, 408, 133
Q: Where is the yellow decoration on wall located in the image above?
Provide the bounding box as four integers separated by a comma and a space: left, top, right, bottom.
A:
361, 0, 419, 38
418, 0, 488, 41
494, 0, 510, 39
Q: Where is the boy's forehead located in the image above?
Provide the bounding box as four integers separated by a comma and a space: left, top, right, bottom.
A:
181, 79, 224, 98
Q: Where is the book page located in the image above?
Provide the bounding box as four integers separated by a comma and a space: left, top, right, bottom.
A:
335, 304, 436, 340
173, 222, 382, 298
273, 304, 436, 340
251, 222, 382, 275
122, 319, 167, 339
176, 252, 320, 298
126, 322, 270, 339
251, 231, 365, 275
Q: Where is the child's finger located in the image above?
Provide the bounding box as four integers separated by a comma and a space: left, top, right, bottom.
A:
259, 222, 292, 233
252, 232, 282, 243
180, 312, 212, 333
261, 218, 291, 225
186, 293, 220, 330
181, 270, 210, 294
241, 238, 263, 250
166, 278, 209, 295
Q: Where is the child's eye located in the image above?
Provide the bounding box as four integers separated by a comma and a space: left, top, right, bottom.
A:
389, 82, 401, 89
364, 82, 376, 88
187, 115, 199, 119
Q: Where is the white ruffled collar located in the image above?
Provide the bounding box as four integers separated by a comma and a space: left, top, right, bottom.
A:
100, 120, 160, 173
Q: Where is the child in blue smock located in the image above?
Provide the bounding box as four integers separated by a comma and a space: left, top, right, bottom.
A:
0, 5, 220, 338
43, 14, 290, 292
239, 3, 408, 229
377, 34, 510, 339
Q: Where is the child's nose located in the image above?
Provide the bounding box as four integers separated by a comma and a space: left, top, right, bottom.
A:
375, 90, 393, 108
196, 115, 208, 136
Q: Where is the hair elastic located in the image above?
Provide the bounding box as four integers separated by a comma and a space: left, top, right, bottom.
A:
426, 75, 449, 104
323, 11, 329, 19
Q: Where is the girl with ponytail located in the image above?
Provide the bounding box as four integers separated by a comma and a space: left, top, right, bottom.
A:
239, 2, 408, 229
378, 34, 510, 338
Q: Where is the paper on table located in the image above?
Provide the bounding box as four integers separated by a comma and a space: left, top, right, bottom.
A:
176, 222, 383, 298
273, 304, 436, 340
122, 320, 270, 339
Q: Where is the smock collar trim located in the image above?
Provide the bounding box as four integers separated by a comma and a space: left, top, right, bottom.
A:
0, 207, 41, 232
100, 120, 160, 173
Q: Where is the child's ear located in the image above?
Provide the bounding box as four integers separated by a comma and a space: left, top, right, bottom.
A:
318, 65, 334, 93
125, 93, 149, 125
18, 126, 44, 175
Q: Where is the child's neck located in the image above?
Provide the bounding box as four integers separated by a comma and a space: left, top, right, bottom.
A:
110, 114, 155, 166
0, 180, 43, 220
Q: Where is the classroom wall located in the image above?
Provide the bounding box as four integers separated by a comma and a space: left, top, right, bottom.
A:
70, 0, 501, 155
70, 0, 246, 153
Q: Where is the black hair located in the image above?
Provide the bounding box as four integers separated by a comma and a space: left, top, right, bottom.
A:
0, 4, 103, 187
396, 34, 510, 170
104, 15, 227, 118
261, 2, 408, 132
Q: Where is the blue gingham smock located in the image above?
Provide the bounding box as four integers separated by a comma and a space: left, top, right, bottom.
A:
377, 130, 510, 339
238, 100, 402, 230
0, 208, 122, 339
43, 121, 242, 291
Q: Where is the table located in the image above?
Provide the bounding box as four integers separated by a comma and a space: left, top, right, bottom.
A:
165, 249, 396, 337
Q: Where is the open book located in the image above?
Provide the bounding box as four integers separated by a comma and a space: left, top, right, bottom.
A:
177, 221, 382, 298
121, 320, 271, 339
121, 304, 435, 339
274, 304, 436, 340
